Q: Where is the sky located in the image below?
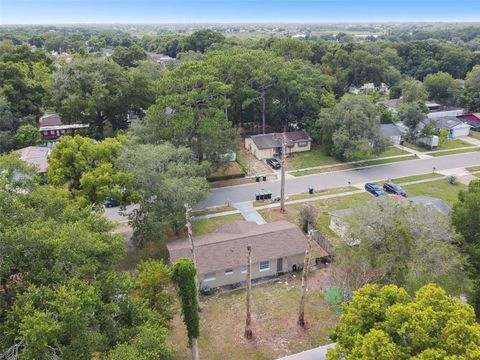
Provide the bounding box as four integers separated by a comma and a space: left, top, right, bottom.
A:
1, 0, 480, 24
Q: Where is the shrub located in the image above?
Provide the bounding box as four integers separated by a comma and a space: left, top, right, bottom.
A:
447, 175, 457, 185
298, 204, 318, 233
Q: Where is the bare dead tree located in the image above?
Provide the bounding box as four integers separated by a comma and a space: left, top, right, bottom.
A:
245, 245, 253, 339
280, 132, 287, 213
298, 231, 313, 327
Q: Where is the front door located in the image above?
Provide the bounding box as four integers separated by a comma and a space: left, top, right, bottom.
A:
277, 258, 283, 272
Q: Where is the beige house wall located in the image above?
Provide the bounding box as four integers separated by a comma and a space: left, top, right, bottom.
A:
245, 137, 311, 160
198, 253, 305, 288
244, 137, 274, 160
291, 141, 311, 153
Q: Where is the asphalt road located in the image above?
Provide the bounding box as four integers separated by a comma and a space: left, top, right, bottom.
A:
196, 151, 480, 209
103, 151, 480, 221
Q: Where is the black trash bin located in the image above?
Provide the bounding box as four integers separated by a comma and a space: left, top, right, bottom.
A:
308, 186, 314, 194
266, 191, 272, 199
255, 192, 260, 201
262, 175, 267, 181
256, 176, 260, 182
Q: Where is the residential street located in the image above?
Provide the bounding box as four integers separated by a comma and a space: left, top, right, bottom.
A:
196, 151, 480, 209
104, 151, 480, 221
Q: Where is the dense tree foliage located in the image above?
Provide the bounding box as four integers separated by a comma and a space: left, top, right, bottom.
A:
0, 160, 175, 359
333, 197, 469, 300
47, 134, 138, 204
52, 58, 155, 136
312, 95, 388, 161
452, 180, 480, 315
116, 142, 209, 251
146, 61, 235, 165
328, 284, 480, 360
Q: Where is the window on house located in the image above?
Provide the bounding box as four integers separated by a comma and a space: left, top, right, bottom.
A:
259, 261, 270, 271
204, 272, 216, 282
297, 141, 308, 147
240, 266, 247, 274
225, 268, 233, 275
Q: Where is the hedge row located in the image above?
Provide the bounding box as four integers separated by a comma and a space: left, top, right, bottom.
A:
207, 172, 246, 182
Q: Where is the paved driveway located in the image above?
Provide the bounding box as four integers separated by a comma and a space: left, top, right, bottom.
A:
196, 151, 480, 209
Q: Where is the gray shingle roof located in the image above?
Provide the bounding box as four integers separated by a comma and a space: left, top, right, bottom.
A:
380, 124, 403, 137
167, 221, 308, 274
423, 116, 467, 130
250, 131, 310, 150
15, 146, 50, 172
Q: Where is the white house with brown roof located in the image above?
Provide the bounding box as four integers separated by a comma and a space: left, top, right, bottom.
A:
167, 220, 308, 289
38, 113, 89, 141
245, 131, 311, 160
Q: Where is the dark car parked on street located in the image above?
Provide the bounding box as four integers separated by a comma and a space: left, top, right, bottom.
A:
364, 183, 385, 197
266, 158, 281, 169
383, 182, 407, 197
103, 197, 120, 208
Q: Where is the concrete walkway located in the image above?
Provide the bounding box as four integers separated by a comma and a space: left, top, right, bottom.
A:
461, 136, 480, 146
395, 144, 432, 159
285, 153, 415, 174
233, 201, 267, 224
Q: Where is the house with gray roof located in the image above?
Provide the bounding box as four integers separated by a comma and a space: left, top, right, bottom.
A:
245, 131, 311, 160
167, 220, 308, 288
15, 146, 50, 173
380, 124, 403, 145
421, 116, 471, 138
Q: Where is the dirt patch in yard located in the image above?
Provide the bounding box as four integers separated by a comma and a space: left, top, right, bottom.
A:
168, 272, 338, 360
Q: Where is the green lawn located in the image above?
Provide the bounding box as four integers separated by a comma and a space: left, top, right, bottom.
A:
430, 147, 480, 157
192, 206, 236, 217
286, 147, 340, 170
433, 139, 472, 151
469, 131, 480, 140
192, 213, 244, 236
350, 146, 409, 160
391, 173, 444, 184
404, 139, 472, 153
286, 146, 409, 171
403, 179, 467, 206
291, 155, 417, 177
287, 186, 360, 201
466, 165, 480, 172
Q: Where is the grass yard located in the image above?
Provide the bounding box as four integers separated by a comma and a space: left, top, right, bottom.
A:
259, 192, 372, 246
390, 173, 444, 184
169, 275, 339, 360
286, 186, 360, 201
192, 206, 236, 217
466, 165, 480, 172
430, 147, 480, 157
291, 155, 417, 177
470, 131, 480, 140
404, 139, 472, 153
350, 146, 409, 160
403, 178, 467, 206
285, 146, 409, 171
286, 147, 340, 170
192, 214, 244, 236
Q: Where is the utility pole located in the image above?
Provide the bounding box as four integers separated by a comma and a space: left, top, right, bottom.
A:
298, 231, 312, 327
245, 245, 253, 339
280, 131, 287, 213
185, 204, 201, 309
